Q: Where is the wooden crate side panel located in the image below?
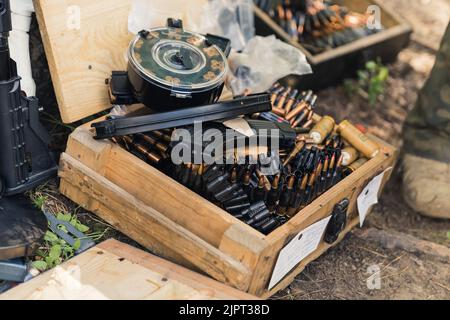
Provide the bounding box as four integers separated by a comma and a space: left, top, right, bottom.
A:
60, 179, 192, 269
34, 0, 133, 123
262, 216, 361, 299
64, 124, 263, 251
103, 144, 263, 249
1, 239, 257, 300
65, 126, 112, 173
219, 225, 267, 278
58, 153, 252, 291
99, 240, 258, 300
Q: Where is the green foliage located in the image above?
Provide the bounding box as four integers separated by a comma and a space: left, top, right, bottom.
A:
33, 195, 48, 210
31, 213, 91, 272
344, 59, 389, 106
447, 231, 450, 240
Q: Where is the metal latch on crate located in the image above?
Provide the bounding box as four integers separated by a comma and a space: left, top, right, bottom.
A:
324, 198, 349, 244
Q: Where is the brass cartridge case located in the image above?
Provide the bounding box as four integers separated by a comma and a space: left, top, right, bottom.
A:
341, 147, 359, 166
310, 116, 335, 144
338, 120, 380, 159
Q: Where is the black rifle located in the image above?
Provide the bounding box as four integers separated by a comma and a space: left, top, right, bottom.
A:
0, 0, 56, 268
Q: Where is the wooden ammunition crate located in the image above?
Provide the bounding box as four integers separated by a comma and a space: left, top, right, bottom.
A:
1, 239, 257, 300
254, 0, 413, 90
35, 0, 398, 298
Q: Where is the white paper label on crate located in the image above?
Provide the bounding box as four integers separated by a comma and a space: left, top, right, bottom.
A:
269, 216, 332, 290
357, 167, 393, 227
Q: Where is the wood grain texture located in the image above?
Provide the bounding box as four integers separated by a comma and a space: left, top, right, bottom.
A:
65, 123, 262, 249
0, 239, 257, 300
58, 153, 252, 291
33, 0, 134, 123
59, 115, 398, 296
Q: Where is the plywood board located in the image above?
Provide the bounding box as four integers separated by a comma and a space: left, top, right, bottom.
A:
0, 239, 257, 300
34, 0, 134, 123
34, 0, 209, 124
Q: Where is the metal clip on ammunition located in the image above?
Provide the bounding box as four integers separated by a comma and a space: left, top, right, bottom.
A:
258, 218, 280, 234
206, 172, 230, 194
215, 183, 242, 203
241, 201, 267, 219
225, 202, 251, 214
203, 165, 224, 183
245, 208, 271, 226
224, 193, 250, 207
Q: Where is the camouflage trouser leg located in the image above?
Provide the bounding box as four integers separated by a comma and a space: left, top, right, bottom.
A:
403, 23, 450, 163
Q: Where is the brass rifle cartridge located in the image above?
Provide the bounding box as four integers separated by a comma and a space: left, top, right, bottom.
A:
272, 106, 286, 117
304, 171, 317, 205
286, 191, 302, 218
187, 164, 200, 188
267, 175, 281, 209
341, 147, 359, 166
277, 4, 287, 30
345, 157, 368, 175
270, 86, 285, 105
325, 153, 336, 188
269, 82, 281, 92
123, 136, 162, 164
193, 164, 205, 192
253, 175, 267, 202
276, 87, 292, 109
283, 89, 299, 113
292, 108, 313, 128
242, 171, 252, 195
230, 167, 238, 184
312, 159, 324, 197
276, 175, 295, 216
302, 117, 314, 129
286, 91, 313, 121
137, 133, 169, 154
297, 12, 306, 35
286, 101, 307, 122
152, 130, 172, 143
338, 120, 380, 159
319, 156, 329, 193
283, 139, 306, 166
286, 8, 298, 38
331, 154, 344, 186
181, 163, 193, 186
310, 116, 335, 144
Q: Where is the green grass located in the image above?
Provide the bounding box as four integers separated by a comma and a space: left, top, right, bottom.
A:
344, 59, 389, 106
29, 185, 111, 272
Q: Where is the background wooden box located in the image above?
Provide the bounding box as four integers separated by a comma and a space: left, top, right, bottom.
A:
35, 0, 398, 298
254, 0, 413, 90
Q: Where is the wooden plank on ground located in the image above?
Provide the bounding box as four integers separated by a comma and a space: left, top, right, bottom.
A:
33, 0, 134, 123
0, 239, 257, 300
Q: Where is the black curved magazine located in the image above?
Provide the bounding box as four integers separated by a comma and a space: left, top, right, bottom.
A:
92, 94, 272, 140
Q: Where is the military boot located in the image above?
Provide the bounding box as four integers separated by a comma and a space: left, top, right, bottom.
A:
402, 23, 450, 219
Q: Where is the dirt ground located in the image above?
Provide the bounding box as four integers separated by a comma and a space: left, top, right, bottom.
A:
274, 1, 450, 300
2, 0, 449, 300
